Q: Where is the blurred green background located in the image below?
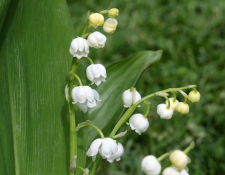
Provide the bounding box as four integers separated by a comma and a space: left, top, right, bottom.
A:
67, 0, 225, 174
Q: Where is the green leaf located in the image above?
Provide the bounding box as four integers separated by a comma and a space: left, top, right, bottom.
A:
88, 50, 162, 142
0, 0, 88, 174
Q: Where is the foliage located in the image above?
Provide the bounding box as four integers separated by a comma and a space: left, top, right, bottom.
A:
68, 0, 225, 174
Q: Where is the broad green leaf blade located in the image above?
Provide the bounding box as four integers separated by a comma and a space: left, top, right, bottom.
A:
0, 0, 87, 174
89, 50, 162, 142
0, 0, 11, 32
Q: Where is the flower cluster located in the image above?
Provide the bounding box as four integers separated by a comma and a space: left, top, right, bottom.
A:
67, 8, 119, 113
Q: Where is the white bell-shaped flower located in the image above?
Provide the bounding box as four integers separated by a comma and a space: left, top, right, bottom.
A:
69, 37, 89, 59
169, 150, 189, 170
122, 88, 141, 108
107, 142, 124, 163
86, 64, 107, 86
103, 18, 118, 34
71, 86, 100, 112
157, 104, 173, 119
86, 138, 118, 159
127, 114, 149, 135
180, 169, 189, 175
141, 155, 161, 175
87, 31, 107, 49
162, 167, 180, 175
165, 97, 179, 110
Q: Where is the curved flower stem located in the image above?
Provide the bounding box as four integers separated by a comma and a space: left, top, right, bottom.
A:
109, 85, 196, 138
82, 20, 90, 36
76, 166, 89, 175
68, 58, 78, 175
184, 141, 195, 154
143, 101, 150, 118
82, 57, 94, 64
76, 121, 105, 138
157, 152, 171, 162
99, 10, 109, 14
71, 73, 83, 86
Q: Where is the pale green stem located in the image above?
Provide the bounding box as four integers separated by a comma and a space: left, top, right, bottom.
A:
184, 141, 195, 154
76, 122, 105, 138
68, 58, 78, 175
99, 10, 109, 14
143, 101, 150, 118
82, 32, 91, 39
71, 73, 83, 86
172, 92, 177, 102
130, 87, 136, 105
82, 57, 94, 64
76, 166, 89, 175
82, 20, 90, 36
165, 96, 170, 109
157, 152, 171, 162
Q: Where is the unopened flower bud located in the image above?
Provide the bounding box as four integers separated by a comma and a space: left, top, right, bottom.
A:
175, 102, 189, 114
141, 155, 161, 175
165, 98, 179, 110
157, 104, 173, 119
162, 167, 180, 175
169, 150, 189, 170
108, 8, 119, 18
89, 13, 104, 28
188, 90, 200, 103
103, 18, 118, 34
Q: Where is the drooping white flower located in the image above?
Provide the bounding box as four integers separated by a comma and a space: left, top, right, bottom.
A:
188, 90, 201, 103
165, 97, 179, 110
122, 88, 141, 108
175, 102, 189, 114
71, 86, 100, 112
162, 167, 180, 175
107, 142, 124, 163
141, 155, 161, 175
69, 37, 89, 59
157, 104, 173, 119
86, 138, 118, 160
180, 169, 189, 175
127, 114, 149, 135
103, 18, 118, 34
169, 150, 189, 170
89, 13, 104, 28
87, 31, 107, 49
86, 64, 107, 86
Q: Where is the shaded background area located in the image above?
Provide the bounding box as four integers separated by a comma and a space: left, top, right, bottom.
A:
67, 0, 225, 174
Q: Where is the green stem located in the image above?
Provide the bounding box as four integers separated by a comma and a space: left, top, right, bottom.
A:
172, 91, 177, 102
68, 58, 78, 175
76, 166, 89, 175
184, 141, 195, 154
99, 10, 109, 14
165, 96, 170, 109
89, 155, 101, 175
76, 122, 105, 138
82, 57, 94, 64
143, 101, 150, 118
71, 73, 83, 86
82, 20, 90, 36
157, 152, 171, 162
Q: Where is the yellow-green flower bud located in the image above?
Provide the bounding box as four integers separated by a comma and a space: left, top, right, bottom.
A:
103, 18, 118, 34
188, 90, 200, 103
89, 13, 104, 28
169, 150, 189, 170
108, 8, 119, 18
175, 102, 189, 114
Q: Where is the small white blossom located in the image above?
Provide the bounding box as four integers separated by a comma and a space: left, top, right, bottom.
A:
141, 155, 161, 175
87, 31, 107, 49
127, 114, 149, 135
169, 150, 189, 170
188, 90, 201, 103
89, 13, 104, 28
71, 86, 100, 112
180, 169, 189, 175
86, 64, 107, 86
86, 138, 118, 160
103, 18, 118, 34
165, 97, 179, 110
162, 167, 180, 175
157, 104, 173, 119
107, 142, 124, 163
122, 88, 141, 107
69, 37, 89, 59
175, 102, 189, 114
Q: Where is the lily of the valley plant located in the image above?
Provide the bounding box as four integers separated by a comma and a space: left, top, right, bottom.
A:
66, 8, 201, 175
